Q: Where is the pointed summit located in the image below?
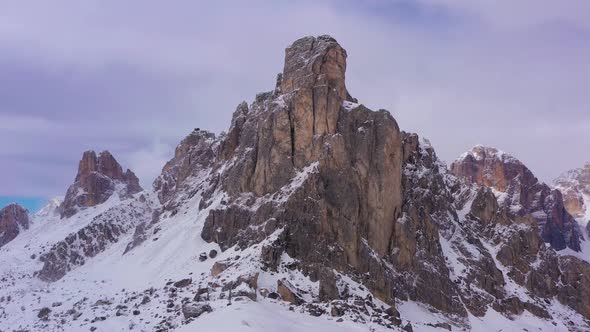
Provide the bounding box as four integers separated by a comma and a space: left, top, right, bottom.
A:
280, 35, 349, 100
554, 161, 590, 222
0, 203, 30, 248
60, 150, 142, 218
278, 35, 352, 145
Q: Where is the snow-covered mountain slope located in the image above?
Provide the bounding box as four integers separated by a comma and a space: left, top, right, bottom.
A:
33, 197, 63, 221
2, 35, 590, 332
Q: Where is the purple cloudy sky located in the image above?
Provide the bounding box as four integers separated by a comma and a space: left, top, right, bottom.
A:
2, 0, 590, 210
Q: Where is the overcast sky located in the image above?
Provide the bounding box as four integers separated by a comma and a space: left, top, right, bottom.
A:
2, 0, 589, 210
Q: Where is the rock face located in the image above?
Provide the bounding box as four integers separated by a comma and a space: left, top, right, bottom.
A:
156, 35, 403, 306
450, 146, 582, 251
39, 198, 152, 282
204, 36, 401, 274
151, 36, 590, 326
394, 134, 470, 317
60, 151, 142, 218
554, 162, 590, 222
153, 129, 217, 207
0, 203, 30, 247
450, 146, 590, 320
6, 34, 590, 332
181, 303, 212, 319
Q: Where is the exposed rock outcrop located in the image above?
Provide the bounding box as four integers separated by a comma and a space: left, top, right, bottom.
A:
451, 146, 590, 320
60, 151, 142, 218
151, 36, 407, 315
151, 35, 590, 328
39, 198, 152, 281
193, 36, 404, 307
5, 34, 590, 332
153, 129, 217, 207
0, 203, 30, 247
451, 146, 582, 251
554, 162, 590, 222
558, 256, 590, 318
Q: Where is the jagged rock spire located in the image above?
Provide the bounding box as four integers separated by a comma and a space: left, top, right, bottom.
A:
0, 203, 29, 247
60, 150, 142, 218
278, 36, 350, 169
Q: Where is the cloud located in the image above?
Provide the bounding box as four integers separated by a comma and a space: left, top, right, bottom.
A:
0, 0, 588, 197
123, 140, 174, 191
416, 0, 590, 30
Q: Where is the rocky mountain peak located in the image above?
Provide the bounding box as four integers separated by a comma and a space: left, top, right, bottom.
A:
60, 150, 142, 218
160, 35, 403, 304
280, 35, 349, 100
554, 161, 590, 223
452, 145, 582, 251
0, 203, 30, 248
451, 145, 535, 192
76, 151, 119, 182
4, 35, 590, 331
154, 129, 217, 204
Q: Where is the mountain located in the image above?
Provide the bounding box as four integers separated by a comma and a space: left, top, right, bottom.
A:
0, 203, 30, 248
450, 145, 582, 251
59, 150, 142, 218
33, 197, 63, 220
554, 162, 590, 231
1, 35, 590, 332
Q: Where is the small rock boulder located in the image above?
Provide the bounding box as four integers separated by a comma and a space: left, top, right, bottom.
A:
182, 303, 212, 319
277, 279, 303, 305
38, 307, 51, 320
211, 261, 230, 277
174, 278, 192, 288
403, 323, 414, 332
140, 295, 151, 305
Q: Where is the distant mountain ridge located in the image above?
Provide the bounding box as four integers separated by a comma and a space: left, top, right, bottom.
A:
554, 162, 590, 229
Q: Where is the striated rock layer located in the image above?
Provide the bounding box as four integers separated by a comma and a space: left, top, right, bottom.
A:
60, 150, 142, 218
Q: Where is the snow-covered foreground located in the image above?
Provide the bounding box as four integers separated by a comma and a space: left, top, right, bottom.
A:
179, 300, 391, 332
1, 168, 589, 331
